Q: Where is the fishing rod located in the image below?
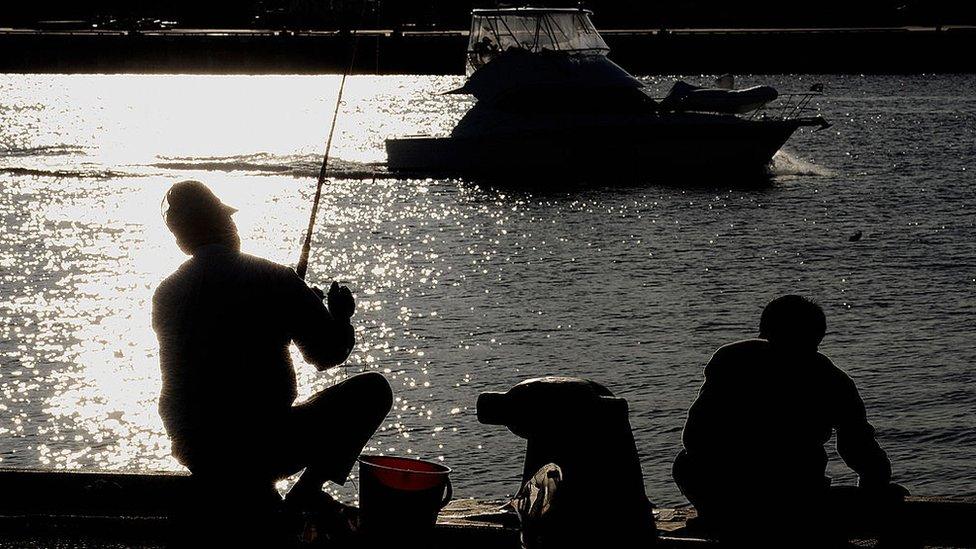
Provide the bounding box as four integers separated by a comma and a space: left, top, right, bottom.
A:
295, 15, 367, 281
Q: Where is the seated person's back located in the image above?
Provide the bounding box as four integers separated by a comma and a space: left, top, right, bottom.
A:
681, 338, 890, 499
674, 295, 901, 540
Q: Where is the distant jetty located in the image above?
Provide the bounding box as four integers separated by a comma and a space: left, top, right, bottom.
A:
1, 26, 975, 74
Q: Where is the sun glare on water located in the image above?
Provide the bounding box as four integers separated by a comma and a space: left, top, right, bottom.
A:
0, 74, 468, 478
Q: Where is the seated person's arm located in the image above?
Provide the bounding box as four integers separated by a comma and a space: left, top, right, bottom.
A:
284, 271, 356, 370
682, 349, 730, 454
835, 377, 892, 488
151, 286, 199, 438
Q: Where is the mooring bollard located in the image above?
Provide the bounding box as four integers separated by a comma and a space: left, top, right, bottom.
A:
478, 376, 657, 548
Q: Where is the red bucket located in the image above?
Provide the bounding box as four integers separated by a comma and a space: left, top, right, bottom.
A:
357, 455, 452, 538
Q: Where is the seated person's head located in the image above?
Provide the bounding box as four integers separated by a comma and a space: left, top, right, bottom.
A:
759, 295, 826, 352
162, 180, 240, 254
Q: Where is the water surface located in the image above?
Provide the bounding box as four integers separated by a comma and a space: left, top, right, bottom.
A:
0, 74, 973, 505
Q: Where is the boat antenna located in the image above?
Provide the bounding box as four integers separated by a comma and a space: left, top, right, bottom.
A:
295, 6, 368, 281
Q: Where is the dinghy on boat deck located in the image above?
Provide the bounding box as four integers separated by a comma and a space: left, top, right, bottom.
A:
660, 81, 779, 115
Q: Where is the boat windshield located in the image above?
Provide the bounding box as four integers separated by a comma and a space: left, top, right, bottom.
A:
466, 9, 609, 75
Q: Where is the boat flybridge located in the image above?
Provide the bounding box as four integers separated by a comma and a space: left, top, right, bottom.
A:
385, 8, 829, 179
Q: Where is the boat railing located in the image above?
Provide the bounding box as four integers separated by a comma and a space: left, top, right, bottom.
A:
648, 87, 825, 121
750, 91, 824, 121
466, 45, 608, 74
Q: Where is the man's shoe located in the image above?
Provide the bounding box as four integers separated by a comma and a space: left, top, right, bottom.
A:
284, 489, 358, 547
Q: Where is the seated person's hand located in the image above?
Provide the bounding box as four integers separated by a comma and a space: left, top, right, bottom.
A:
310, 286, 326, 300
327, 280, 355, 321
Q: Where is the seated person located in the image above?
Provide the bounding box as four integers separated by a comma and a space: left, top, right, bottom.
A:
152, 181, 393, 527
673, 295, 910, 545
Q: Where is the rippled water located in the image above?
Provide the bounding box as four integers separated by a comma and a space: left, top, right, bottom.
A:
0, 74, 973, 506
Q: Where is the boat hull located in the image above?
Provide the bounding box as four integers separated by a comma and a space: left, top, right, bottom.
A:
386, 115, 811, 180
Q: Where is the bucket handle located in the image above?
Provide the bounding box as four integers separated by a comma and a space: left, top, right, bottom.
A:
440, 478, 453, 509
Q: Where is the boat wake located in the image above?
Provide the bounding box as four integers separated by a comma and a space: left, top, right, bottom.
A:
0, 145, 121, 178
0, 144, 92, 158
0, 166, 133, 180
151, 153, 390, 180
1, 151, 391, 181
769, 150, 833, 179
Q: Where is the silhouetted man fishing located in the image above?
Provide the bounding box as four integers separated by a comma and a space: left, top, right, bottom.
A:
674, 295, 912, 546
152, 180, 392, 527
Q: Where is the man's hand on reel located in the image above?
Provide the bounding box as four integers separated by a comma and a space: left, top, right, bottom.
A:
313, 281, 355, 323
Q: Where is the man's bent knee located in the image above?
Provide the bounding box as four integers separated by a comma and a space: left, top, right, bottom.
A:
672, 450, 702, 501
347, 371, 393, 417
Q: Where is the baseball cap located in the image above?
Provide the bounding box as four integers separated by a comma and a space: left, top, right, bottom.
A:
161, 180, 237, 225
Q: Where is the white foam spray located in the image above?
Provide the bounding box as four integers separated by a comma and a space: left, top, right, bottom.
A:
769, 149, 833, 179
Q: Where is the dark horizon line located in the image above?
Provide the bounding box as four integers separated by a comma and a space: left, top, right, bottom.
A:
2, 0, 975, 31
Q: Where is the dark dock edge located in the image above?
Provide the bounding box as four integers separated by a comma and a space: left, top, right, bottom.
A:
0, 469, 973, 547
1, 27, 975, 74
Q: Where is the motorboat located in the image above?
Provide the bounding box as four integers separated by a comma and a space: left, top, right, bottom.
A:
385, 8, 829, 179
